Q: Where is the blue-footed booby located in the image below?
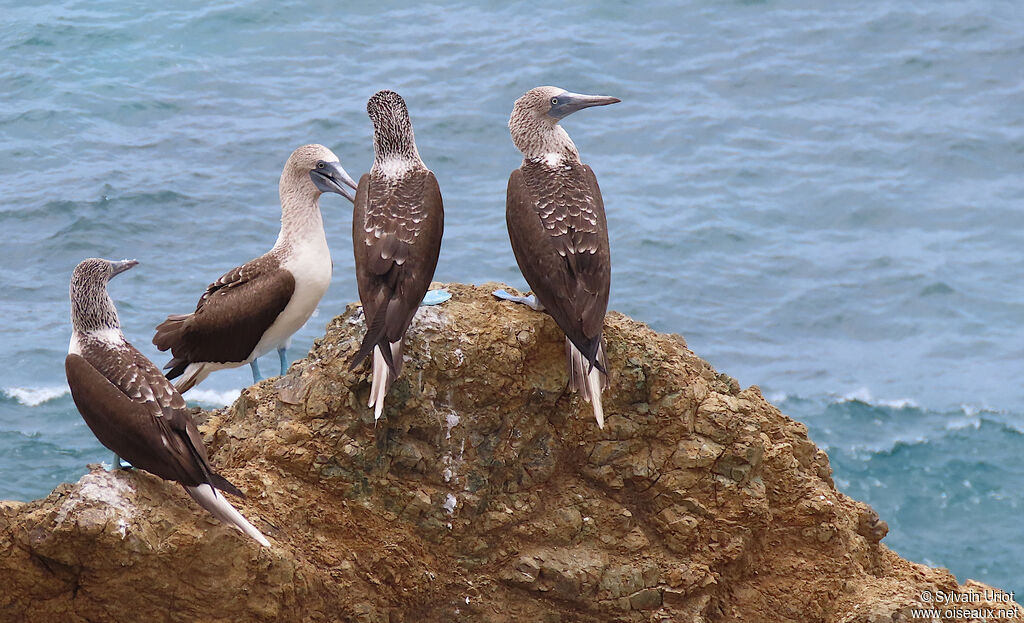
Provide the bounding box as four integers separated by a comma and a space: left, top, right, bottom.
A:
494, 86, 619, 428
154, 144, 357, 392
65, 258, 270, 547
350, 90, 444, 421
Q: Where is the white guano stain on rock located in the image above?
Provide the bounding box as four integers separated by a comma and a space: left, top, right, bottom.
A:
445, 411, 460, 440
55, 470, 137, 528
409, 305, 449, 335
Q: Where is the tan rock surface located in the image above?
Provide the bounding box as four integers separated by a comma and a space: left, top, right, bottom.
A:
0, 283, 1017, 622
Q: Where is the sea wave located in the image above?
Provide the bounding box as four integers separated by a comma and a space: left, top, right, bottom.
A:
2, 385, 241, 409
767, 387, 998, 417
835, 388, 919, 410
2, 386, 70, 407
766, 388, 1024, 457
185, 388, 241, 407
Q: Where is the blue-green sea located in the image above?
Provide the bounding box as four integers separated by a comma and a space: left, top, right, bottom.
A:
2, 0, 1022, 593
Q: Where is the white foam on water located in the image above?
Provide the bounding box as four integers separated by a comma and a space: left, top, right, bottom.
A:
186, 388, 241, 407
3, 386, 69, 407
767, 387, 921, 410
960, 403, 981, 417
836, 387, 919, 409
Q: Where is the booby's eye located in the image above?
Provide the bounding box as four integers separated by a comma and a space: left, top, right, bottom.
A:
550, 97, 559, 106
316, 161, 325, 169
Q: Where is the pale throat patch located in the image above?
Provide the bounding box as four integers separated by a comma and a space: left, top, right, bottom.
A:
91, 327, 125, 346
69, 328, 125, 354
542, 152, 564, 167
375, 156, 416, 180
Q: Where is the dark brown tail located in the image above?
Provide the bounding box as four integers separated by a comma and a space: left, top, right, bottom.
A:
349, 305, 399, 376
153, 314, 191, 379
153, 314, 189, 349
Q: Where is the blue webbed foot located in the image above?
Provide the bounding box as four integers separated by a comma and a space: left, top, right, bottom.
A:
492, 289, 545, 312
249, 359, 262, 383
422, 289, 451, 306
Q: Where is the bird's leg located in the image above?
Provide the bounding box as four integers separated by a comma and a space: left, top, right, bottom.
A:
249, 359, 262, 383
277, 347, 288, 376
421, 289, 451, 306
492, 289, 545, 312
111, 453, 130, 470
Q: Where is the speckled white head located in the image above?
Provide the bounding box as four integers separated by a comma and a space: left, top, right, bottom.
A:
280, 144, 357, 202
509, 86, 620, 162
69, 257, 137, 335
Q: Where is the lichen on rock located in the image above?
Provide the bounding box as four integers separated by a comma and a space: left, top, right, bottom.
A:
0, 283, 1016, 622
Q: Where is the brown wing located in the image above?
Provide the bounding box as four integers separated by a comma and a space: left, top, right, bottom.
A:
153, 255, 295, 368
577, 165, 612, 338
66, 344, 214, 488
351, 169, 444, 369
506, 161, 611, 357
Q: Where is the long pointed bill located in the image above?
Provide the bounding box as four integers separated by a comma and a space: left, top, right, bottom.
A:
110, 259, 138, 277
550, 92, 621, 120
311, 161, 360, 202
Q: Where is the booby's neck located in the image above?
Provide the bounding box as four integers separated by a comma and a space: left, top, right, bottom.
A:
511, 117, 581, 165
69, 284, 123, 340
371, 120, 424, 181
275, 169, 326, 250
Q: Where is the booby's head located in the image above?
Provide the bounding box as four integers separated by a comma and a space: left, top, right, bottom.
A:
283, 144, 358, 202
509, 86, 620, 160
515, 86, 621, 122
367, 90, 422, 170
69, 258, 137, 334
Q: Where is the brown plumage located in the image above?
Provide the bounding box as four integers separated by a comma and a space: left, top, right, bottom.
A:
350, 90, 444, 421
507, 161, 610, 364
66, 258, 269, 546
153, 255, 295, 386
504, 86, 619, 427
67, 341, 234, 491
153, 144, 356, 392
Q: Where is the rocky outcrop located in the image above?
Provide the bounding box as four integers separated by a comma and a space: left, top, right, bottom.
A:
0, 284, 1016, 622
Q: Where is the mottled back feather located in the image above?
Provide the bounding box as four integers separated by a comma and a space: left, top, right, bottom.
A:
506, 160, 611, 363
66, 337, 240, 495
153, 253, 295, 373
350, 169, 444, 372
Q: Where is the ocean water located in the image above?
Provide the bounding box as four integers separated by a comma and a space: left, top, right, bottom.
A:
2, 0, 1022, 593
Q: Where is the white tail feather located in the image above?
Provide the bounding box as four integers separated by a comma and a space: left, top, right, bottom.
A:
567, 340, 607, 428
175, 361, 231, 394
174, 363, 207, 394
368, 342, 400, 422
186, 484, 270, 547
588, 364, 605, 428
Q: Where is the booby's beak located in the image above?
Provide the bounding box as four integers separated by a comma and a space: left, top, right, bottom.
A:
311, 161, 359, 202
110, 259, 138, 277
549, 92, 621, 120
